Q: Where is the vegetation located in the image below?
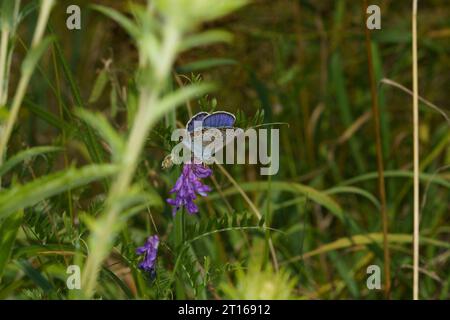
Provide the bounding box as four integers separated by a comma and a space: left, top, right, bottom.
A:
0, 0, 448, 300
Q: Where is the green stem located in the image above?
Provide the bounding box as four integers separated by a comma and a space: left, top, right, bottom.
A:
51, 46, 74, 225
0, 29, 10, 106
363, 0, 391, 298
0, 0, 54, 166
174, 209, 186, 299
80, 24, 180, 298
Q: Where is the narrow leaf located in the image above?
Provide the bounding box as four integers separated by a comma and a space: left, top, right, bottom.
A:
0, 210, 23, 281
21, 36, 55, 76
88, 69, 109, 103
75, 109, 124, 162
0, 165, 118, 219
0, 146, 62, 177
155, 83, 215, 119
91, 5, 139, 38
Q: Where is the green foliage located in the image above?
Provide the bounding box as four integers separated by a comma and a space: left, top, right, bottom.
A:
0, 0, 448, 301
0, 164, 118, 219
221, 250, 298, 300
0, 211, 23, 281
0, 146, 61, 177
21, 36, 55, 76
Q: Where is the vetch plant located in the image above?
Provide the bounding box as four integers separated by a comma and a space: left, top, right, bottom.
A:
167, 163, 213, 215
0, 0, 446, 301
79, 0, 247, 298
136, 235, 160, 276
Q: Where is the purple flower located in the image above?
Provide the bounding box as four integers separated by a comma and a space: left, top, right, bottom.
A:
166, 163, 212, 215
136, 235, 159, 273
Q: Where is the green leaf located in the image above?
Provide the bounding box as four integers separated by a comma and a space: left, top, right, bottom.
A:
14, 244, 76, 259
0, 164, 118, 219
24, 98, 68, 130
111, 185, 163, 218
0, 146, 62, 177
21, 36, 55, 76
330, 52, 365, 173
0, 210, 23, 281
155, 0, 247, 29
207, 181, 345, 221
328, 251, 359, 298
52, 39, 105, 164
0, 0, 16, 30
91, 5, 139, 39
16, 260, 53, 293
0, 107, 9, 121
287, 233, 450, 263
155, 83, 215, 119
88, 69, 109, 103
176, 58, 237, 73
12, 244, 134, 299
75, 109, 124, 162
180, 30, 233, 51
17, 2, 40, 26
101, 267, 134, 299
325, 186, 380, 210
340, 170, 450, 189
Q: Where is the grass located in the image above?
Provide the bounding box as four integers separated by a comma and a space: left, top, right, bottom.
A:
0, 0, 448, 300
412, 0, 420, 300
364, 0, 391, 297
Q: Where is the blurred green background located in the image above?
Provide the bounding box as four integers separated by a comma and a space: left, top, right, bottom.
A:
0, 0, 448, 299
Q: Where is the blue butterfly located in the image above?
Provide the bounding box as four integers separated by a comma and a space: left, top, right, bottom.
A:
185, 111, 236, 163
186, 111, 236, 132
162, 111, 237, 169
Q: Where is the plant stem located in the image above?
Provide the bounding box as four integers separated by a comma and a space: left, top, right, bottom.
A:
363, 0, 391, 299
51, 46, 74, 225
31, 0, 54, 47
174, 209, 186, 299
0, 0, 54, 164
0, 29, 9, 106
81, 25, 180, 298
81, 90, 158, 298
412, 0, 420, 301
216, 163, 279, 272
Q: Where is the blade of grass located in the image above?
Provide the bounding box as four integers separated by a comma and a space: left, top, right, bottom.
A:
284, 233, 450, 264
0, 164, 118, 219
364, 0, 391, 298
207, 180, 345, 221
215, 164, 279, 272
51, 36, 105, 165
0, 210, 23, 281
0, 146, 61, 177
330, 52, 366, 173
339, 170, 449, 189
412, 0, 420, 300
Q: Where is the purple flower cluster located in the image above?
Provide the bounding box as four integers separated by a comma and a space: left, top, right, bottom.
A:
166, 163, 213, 215
136, 235, 159, 274
136, 165, 212, 275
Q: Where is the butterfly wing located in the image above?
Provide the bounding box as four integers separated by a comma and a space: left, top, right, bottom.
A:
186, 111, 209, 132
202, 111, 235, 129
184, 111, 237, 164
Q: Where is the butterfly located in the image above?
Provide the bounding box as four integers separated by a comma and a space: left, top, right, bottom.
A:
186, 111, 236, 132
162, 111, 237, 169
